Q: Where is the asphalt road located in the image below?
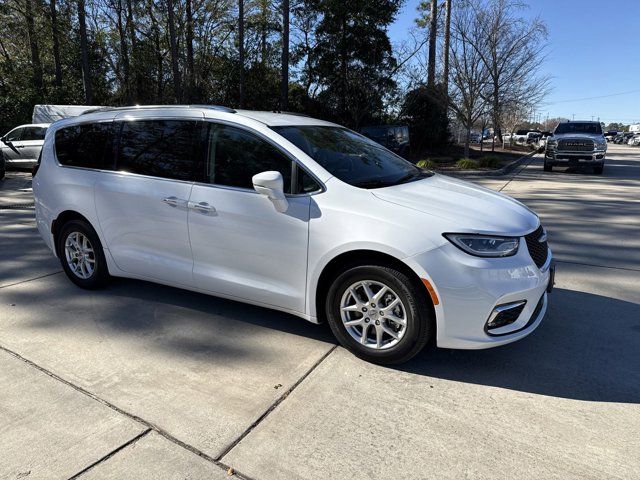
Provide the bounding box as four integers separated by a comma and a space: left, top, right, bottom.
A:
1, 144, 638, 479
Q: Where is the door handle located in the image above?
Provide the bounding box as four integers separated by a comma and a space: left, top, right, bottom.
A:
188, 201, 216, 215
161, 196, 188, 208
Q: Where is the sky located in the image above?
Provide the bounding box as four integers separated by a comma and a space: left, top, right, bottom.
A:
388, 0, 640, 126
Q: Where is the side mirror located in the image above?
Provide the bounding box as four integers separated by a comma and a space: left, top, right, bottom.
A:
252, 171, 289, 213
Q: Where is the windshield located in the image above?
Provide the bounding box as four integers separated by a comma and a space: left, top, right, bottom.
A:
272, 125, 428, 189
554, 122, 602, 135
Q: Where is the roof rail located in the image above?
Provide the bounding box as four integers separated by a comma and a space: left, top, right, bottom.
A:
271, 110, 311, 117
79, 104, 236, 116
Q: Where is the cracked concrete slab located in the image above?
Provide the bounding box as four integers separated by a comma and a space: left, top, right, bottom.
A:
0, 273, 335, 460
77, 432, 229, 479
0, 349, 146, 479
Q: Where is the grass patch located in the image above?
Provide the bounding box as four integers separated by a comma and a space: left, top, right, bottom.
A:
478, 156, 501, 168
416, 158, 436, 169
456, 158, 479, 169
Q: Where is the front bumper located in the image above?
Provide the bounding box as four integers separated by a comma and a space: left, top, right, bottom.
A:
405, 241, 553, 349
545, 149, 605, 165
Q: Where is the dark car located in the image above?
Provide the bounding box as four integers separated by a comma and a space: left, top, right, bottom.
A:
360, 125, 410, 156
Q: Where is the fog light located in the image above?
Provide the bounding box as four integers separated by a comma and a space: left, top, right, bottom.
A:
486, 301, 527, 330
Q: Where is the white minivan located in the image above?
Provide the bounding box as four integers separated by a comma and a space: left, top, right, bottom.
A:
33, 105, 554, 364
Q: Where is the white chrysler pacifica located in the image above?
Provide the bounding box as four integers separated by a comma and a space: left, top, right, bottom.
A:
33, 105, 554, 364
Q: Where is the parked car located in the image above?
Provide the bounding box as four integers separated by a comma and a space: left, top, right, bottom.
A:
0, 146, 5, 179
33, 105, 553, 364
536, 131, 552, 152
0, 123, 50, 169
468, 131, 482, 143
544, 120, 607, 174
628, 134, 640, 146
360, 125, 410, 156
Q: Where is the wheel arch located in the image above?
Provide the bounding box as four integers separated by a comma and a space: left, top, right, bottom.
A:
313, 249, 436, 330
51, 210, 97, 257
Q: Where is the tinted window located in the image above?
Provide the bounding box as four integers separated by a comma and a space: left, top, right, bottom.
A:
21, 126, 47, 140
4, 128, 23, 142
55, 122, 116, 169
273, 125, 427, 189
296, 166, 321, 194
117, 120, 199, 181
554, 122, 602, 135
205, 124, 293, 193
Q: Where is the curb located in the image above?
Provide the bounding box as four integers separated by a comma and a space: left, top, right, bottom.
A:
435, 149, 539, 178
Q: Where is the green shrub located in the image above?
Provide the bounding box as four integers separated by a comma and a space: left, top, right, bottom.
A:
478, 156, 501, 168
416, 158, 436, 169
456, 158, 479, 169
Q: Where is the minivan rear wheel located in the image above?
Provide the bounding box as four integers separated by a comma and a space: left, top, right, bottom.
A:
57, 219, 110, 289
326, 265, 433, 364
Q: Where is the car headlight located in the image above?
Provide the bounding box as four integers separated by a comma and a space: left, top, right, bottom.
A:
444, 233, 520, 257
595, 140, 606, 149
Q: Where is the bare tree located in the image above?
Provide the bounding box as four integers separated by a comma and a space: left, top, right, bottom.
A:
448, 2, 490, 158
466, 0, 549, 148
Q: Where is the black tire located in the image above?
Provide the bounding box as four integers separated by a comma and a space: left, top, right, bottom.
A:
57, 219, 110, 289
594, 164, 604, 175
543, 162, 552, 172
326, 265, 433, 364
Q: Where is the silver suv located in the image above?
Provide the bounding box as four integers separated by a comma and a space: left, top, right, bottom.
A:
544, 121, 607, 174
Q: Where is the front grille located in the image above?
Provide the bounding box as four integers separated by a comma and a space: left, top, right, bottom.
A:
557, 139, 594, 152
524, 225, 549, 269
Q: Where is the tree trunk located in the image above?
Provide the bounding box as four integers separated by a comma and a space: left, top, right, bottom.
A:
340, 16, 347, 123
49, 0, 63, 87
260, 0, 267, 64
116, 0, 131, 103
167, 0, 181, 102
24, 0, 45, 98
280, 0, 289, 110
492, 84, 500, 152
238, 0, 245, 107
442, 0, 451, 98
77, 0, 93, 103
185, 0, 195, 101
464, 124, 471, 158
427, 0, 437, 88
125, 0, 139, 102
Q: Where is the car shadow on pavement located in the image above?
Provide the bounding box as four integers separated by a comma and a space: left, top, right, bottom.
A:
400, 288, 640, 404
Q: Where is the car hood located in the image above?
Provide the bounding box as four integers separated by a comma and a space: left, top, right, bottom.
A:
372, 174, 539, 236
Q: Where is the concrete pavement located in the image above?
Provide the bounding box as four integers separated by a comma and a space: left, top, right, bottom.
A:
0, 144, 638, 479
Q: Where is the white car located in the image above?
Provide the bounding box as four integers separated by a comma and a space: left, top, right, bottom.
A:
628, 134, 640, 146
33, 106, 554, 364
0, 123, 50, 168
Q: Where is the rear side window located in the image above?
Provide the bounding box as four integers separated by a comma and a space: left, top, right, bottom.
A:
205, 123, 293, 193
55, 122, 115, 169
116, 120, 199, 181
21, 126, 47, 140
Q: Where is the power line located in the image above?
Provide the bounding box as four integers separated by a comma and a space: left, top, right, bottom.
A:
542, 88, 640, 105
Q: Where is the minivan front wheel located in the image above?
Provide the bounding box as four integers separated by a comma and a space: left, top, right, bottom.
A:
326, 265, 433, 364
57, 220, 109, 289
